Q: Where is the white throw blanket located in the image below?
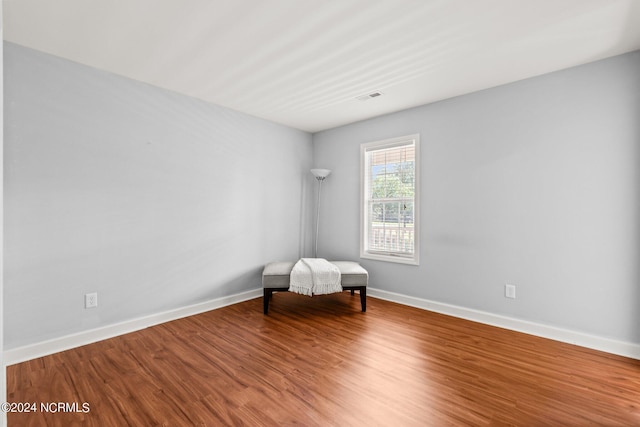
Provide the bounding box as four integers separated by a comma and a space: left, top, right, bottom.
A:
289, 258, 342, 296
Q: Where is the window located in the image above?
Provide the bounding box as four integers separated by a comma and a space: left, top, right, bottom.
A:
361, 134, 419, 265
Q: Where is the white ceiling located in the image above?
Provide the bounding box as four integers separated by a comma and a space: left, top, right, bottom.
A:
4, 0, 640, 133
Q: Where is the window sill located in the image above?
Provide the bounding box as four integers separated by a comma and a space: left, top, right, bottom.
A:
360, 251, 419, 266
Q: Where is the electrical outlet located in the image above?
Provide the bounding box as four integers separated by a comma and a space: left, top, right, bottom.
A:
505, 284, 516, 299
85, 292, 98, 309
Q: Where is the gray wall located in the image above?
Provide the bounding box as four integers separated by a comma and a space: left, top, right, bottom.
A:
4, 42, 314, 349
313, 50, 640, 344
4, 40, 640, 351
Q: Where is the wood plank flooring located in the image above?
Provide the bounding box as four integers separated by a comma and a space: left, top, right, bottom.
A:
7, 292, 640, 426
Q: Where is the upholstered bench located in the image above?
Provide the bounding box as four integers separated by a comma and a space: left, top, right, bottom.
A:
262, 261, 368, 314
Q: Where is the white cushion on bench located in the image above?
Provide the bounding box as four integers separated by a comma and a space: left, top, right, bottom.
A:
262, 261, 368, 288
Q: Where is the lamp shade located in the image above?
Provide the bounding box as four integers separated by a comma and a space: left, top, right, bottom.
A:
311, 168, 331, 179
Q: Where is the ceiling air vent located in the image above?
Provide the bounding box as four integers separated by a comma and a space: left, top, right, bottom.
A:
356, 91, 383, 101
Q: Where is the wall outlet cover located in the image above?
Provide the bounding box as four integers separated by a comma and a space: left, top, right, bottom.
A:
505, 284, 516, 299
85, 292, 98, 309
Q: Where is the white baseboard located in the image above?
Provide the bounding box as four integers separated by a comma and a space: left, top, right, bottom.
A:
4, 289, 262, 366
6, 287, 639, 365
367, 287, 640, 360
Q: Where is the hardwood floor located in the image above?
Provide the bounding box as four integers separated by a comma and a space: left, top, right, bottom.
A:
7, 292, 640, 426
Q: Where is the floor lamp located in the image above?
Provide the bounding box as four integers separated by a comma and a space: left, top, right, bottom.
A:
311, 168, 331, 258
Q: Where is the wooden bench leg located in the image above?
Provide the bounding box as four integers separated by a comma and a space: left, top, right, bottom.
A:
350, 289, 355, 296
359, 287, 366, 312
263, 289, 272, 315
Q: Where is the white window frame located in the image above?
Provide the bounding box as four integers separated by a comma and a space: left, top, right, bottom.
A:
360, 134, 420, 265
